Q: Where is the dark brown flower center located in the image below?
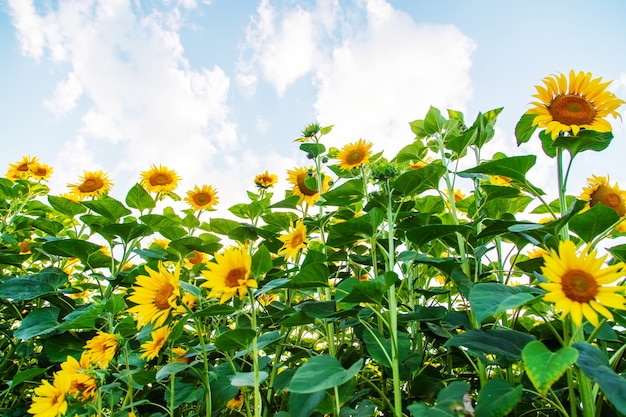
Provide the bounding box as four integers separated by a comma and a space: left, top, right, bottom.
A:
193, 193, 212, 206
225, 267, 247, 287
561, 269, 598, 303
18, 163, 29, 172
150, 173, 173, 186
347, 150, 364, 164
296, 173, 318, 196
154, 283, 175, 310
550, 94, 597, 126
188, 251, 203, 265
290, 233, 304, 248
591, 185, 626, 216
79, 178, 104, 193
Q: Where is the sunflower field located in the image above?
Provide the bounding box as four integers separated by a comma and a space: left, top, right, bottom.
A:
2, 70, 626, 417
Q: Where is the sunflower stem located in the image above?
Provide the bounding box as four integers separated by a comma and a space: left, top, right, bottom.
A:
249, 290, 262, 417
557, 147, 570, 240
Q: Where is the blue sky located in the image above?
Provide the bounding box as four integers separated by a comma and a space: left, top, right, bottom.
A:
2, 0, 626, 214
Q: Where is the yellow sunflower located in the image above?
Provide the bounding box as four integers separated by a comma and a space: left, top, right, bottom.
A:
254, 170, 279, 189
127, 262, 181, 328
409, 157, 433, 170
526, 70, 625, 140
58, 355, 97, 400
278, 219, 308, 261
67, 170, 113, 200
184, 184, 218, 211
170, 347, 189, 363
201, 246, 258, 304
287, 166, 332, 206
184, 250, 207, 269
226, 390, 245, 411
140, 164, 181, 193
28, 372, 71, 417
336, 139, 373, 170
580, 175, 626, 217
29, 161, 53, 181
540, 240, 626, 327
140, 326, 171, 360
82, 331, 119, 369
6, 155, 38, 180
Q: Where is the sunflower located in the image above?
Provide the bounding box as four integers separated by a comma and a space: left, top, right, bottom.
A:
140, 326, 171, 360
6, 155, 38, 180
29, 161, 53, 181
170, 347, 189, 363
28, 372, 71, 417
287, 166, 332, 206
184, 250, 207, 269
580, 175, 626, 216
526, 70, 625, 140
127, 262, 181, 328
140, 164, 181, 193
254, 170, 279, 189
540, 240, 626, 327
185, 184, 219, 211
58, 355, 97, 400
201, 246, 258, 304
409, 157, 433, 170
278, 220, 308, 261
67, 170, 113, 200
336, 139, 373, 170
226, 390, 245, 411
82, 331, 119, 369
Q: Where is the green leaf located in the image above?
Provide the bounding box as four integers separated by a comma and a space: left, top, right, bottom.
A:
252, 244, 273, 277
289, 391, 326, 417
208, 218, 242, 235
569, 202, 619, 243
362, 328, 410, 368
405, 224, 474, 249
522, 341, 578, 396
100, 222, 153, 243
81, 196, 131, 222
156, 362, 190, 381
55, 304, 102, 331
320, 179, 364, 206
475, 378, 523, 417
459, 155, 535, 184
393, 141, 427, 163
300, 143, 326, 158
573, 342, 626, 414
289, 355, 363, 394
423, 106, 446, 135
445, 329, 535, 363
14, 307, 60, 341
469, 283, 538, 324
407, 381, 470, 417
0, 253, 30, 267
336, 272, 397, 304
10, 367, 50, 389
48, 195, 86, 217
0, 268, 68, 301
230, 371, 269, 386
554, 129, 614, 158
287, 263, 330, 289
393, 164, 447, 197
215, 329, 256, 351
140, 214, 186, 240
515, 113, 537, 145
125, 183, 156, 211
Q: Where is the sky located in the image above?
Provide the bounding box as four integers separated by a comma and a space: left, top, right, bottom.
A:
2, 0, 626, 218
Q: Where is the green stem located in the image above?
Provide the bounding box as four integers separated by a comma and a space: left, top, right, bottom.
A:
557, 147, 570, 241
249, 291, 262, 417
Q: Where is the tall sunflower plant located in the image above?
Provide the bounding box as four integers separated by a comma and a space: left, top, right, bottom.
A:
1, 70, 626, 417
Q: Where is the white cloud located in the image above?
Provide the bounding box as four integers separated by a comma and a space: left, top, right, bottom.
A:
44, 72, 84, 115
8, 0, 236, 196
314, 0, 475, 157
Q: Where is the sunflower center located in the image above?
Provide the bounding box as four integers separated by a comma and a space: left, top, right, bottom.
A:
296, 173, 318, 196
154, 283, 175, 310
193, 193, 212, 206
79, 178, 104, 193
591, 185, 626, 216
225, 267, 247, 287
189, 251, 203, 265
550, 94, 597, 126
17, 163, 29, 172
561, 269, 599, 303
150, 173, 173, 186
290, 233, 304, 248
347, 150, 364, 165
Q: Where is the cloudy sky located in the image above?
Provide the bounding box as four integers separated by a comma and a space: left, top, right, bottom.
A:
2, 0, 626, 214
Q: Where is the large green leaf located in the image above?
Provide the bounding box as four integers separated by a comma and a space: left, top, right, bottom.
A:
320, 179, 364, 206
569, 202, 620, 243
405, 224, 474, 248
445, 329, 535, 363
215, 329, 257, 351
289, 355, 363, 394
393, 164, 447, 197
48, 195, 87, 217
125, 183, 156, 211
475, 378, 523, 417
336, 272, 397, 304
515, 113, 537, 145
573, 342, 626, 414
287, 263, 330, 289
469, 283, 539, 324
459, 155, 535, 184
522, 341, 578, 396
0, 268, 68, 301
423, 106, 447, 135
407, 381, 470, 417
99, 222, 153, 243
14, 307, 60, 341
81, 196, 131, 222
553, 129, 614, 158
362, 327, 411, 368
